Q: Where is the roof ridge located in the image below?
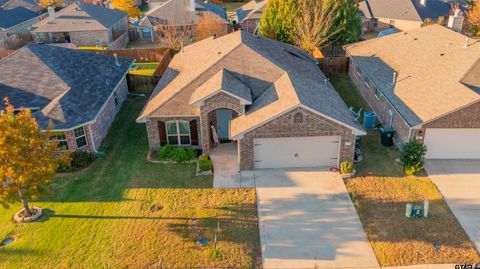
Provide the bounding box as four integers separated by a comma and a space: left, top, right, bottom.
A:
138, 40, 244, 120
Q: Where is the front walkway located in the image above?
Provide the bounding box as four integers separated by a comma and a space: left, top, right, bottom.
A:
425, 160, 480, 253
255, 168, 379, 269
211, 143, 254, 188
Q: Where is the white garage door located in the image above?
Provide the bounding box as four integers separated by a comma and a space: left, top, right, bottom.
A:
424, 128, 480, 159
254, 136, 340, 169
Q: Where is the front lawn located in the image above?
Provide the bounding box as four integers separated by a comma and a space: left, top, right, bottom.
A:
330, 74, 480, 266
0, 96, 260, 268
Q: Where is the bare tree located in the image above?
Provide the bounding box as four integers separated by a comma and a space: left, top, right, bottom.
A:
193, 13, 228, 41
293, 0, 339, 54
156, 23, 194, 51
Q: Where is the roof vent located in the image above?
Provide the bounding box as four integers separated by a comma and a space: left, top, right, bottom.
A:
113, 53, 120, 67
419, 0, 427, 7
391, 72, 397, 85
463, 37, 470, 48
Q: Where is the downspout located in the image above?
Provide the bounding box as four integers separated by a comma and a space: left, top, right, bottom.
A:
88, 125, 97, 153
150, 26, 154, 42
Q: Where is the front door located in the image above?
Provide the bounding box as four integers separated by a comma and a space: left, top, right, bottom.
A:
216, 109, 232, 141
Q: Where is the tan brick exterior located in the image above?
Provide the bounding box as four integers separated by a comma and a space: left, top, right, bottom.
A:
364, 17, 422, 32
237, 107, 356, 170
348, 59, 412, 144
240, 19, 259, 33
70, 30, 110, 46
200, 92, 245, 152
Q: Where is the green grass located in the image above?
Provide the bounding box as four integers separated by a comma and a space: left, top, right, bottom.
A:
0, 96, 260, 268
129, 62, 159, 76
330, 74, 480, 266
217, 1, 248, 12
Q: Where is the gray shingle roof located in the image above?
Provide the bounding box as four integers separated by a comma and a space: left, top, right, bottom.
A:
235, 0, 268, 23
32, 2, 127, 32
1, 0, 43, 13
139, 31, 364, 135
344, 25, 480, 127
0, 44, 133, 130
0, 6, 38, 29
359, 0, 460, 22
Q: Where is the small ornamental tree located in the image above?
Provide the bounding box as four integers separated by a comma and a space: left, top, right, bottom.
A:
38, 0, 64, 9
258, 0, 299, 44
193, 13, 228, 41
111, 0, 139, 18
465, 0, 480, 37
0, 98, 66, 216
400, 140, 427, 176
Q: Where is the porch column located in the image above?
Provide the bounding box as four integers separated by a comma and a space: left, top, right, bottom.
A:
200, 108, 211, 154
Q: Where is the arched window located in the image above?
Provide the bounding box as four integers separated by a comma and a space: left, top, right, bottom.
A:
166, 120, 191, 145
293, 112, 304, 124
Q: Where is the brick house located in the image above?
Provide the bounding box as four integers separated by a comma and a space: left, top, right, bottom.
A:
137, 31, 365, 171
235, 0, 268, 33
31, 2, 128, 48
131, 0, 228, 42
344, 25, 480, 159
0, 44, 133, 152
358, 0, 464, 33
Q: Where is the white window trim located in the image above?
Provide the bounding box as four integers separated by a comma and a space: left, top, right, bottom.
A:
374, 86, 383, 100
166, 120, 191, 146
50, 133, 69, 150
356, 66, 362, 76
364, 76, 370, 88
74, 126, 88, 149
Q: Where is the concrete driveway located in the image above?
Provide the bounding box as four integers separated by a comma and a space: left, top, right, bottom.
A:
425, 160, 480, 253
254, 168, 379, 269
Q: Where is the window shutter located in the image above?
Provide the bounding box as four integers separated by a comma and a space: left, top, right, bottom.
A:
158, 120, 167, 146
190, 119, 198, 145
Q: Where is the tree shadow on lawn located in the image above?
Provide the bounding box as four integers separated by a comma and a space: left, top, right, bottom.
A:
36, 96, 214, 203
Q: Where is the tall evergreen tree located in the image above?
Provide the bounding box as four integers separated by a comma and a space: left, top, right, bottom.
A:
329, 0, 362, 45
258, 0, 299, 44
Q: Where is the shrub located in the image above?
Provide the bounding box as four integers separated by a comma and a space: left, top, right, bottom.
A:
157, 144, 175, 160
400, 140, 427, 176
57, 151, 96, 173
157, 145, 196, 163
198, 155, 212, 171
340, 161, 353, 174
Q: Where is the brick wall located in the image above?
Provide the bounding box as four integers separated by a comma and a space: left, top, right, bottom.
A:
238, 107, 356, 170
240, 19, 259, 33
200, 92, 245, 152
146, 116, 202, 150
88, 78, 128, 151
366, 17, 422, 32
70, 30, 110, 46
348, 59, 412, 143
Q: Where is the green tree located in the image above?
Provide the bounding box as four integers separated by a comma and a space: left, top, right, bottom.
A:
258, 0, 299, 44
0, 98, 66, 216
329, 0, 362, 45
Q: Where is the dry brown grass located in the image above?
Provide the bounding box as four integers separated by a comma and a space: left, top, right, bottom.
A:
346, 132, 480, 266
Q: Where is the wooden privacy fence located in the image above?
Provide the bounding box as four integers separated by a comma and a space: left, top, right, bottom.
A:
318, 57, 350, 75
92, 47, 170, 63
0, 33, 36, 51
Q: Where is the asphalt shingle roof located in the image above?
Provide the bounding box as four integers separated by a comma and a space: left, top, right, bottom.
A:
0, 6, 38, 29
0, 44, 133, 130
138, 31, 364, 136
32, 2, 127, 32
344, 25, 480, 127
139, 0, 227, 27
235, 0, 268, 23
359, 0, 459, 22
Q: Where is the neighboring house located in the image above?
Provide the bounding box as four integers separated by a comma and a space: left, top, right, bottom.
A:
344, 24, 480, 159
0, 44, 133, 152
0, 7, 41, 39
359, 0, 464, 32
235, 0, 268, 33
137, 31, 365, 170
131, 0, 228, 41
31, 2, 128, 48
1, 0, 43, 13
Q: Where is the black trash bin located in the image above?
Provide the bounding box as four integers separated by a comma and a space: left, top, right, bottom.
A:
380, 128, 395, 146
